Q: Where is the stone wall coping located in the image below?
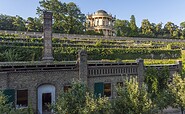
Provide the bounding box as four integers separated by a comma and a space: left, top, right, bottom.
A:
0, 60, 136, 66
0, 61, 179, 67
2, 69, 78, 73
0, 61, 77, 66
1, 30, 185, 43
146, 64, 178, 66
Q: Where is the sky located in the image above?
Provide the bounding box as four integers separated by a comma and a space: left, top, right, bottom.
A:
0, 0, 185, 27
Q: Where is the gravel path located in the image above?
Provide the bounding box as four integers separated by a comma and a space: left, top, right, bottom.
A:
160, 107, 182, 114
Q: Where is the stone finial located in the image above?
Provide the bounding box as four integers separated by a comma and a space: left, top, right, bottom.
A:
78, 50, 87, 62
42, 11, 54, 62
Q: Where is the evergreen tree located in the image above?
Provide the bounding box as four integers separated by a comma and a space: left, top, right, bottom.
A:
129, 15, 138, 37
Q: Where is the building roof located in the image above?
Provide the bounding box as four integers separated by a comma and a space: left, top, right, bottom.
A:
95, 10, 108, 16
96, 10, 107, 14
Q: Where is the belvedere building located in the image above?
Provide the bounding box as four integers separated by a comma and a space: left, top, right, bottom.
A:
86, 10, 116, 36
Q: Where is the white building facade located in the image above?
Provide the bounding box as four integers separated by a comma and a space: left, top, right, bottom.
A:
86, 10, 116, 36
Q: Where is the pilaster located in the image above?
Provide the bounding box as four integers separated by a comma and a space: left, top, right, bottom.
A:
78, 50, 88, 84
136, 59, 144, 86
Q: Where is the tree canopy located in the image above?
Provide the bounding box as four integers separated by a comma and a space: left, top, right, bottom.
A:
0, 0, 185, 39
37, 0, 85, 34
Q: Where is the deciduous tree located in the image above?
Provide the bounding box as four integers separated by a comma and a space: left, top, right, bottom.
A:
12, 15, 26, 31
180, 22, 185, 39
168, 74, 185, 114
140, 19, 154, 37
0, 14, 15, 30
37, 0, 85, 34
113, 77, 153, 114
53, 80, 111, 114
26, 17, 42, 32
114, 19, 130, 36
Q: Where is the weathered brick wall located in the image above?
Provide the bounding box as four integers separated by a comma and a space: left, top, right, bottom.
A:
88, 75, 137, 98
0, 72, 8, 89
6, 70, 78, 112
0, 59, 182, 112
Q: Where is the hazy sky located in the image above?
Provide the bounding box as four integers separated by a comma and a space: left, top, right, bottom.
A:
0, 0, 185, 27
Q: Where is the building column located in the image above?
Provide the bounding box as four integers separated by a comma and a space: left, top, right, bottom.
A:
176, 60, 182, 75
136, 59, 144, 86
78, 50, 88, 84
42, 11, 54, 62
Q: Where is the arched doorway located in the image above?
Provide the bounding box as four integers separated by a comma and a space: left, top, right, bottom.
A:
38, 84, 55, 114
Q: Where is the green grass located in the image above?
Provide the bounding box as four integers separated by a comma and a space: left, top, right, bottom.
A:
144, 59, 179, 65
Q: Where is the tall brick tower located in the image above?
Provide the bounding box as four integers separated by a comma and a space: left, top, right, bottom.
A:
42, 11, 54, 62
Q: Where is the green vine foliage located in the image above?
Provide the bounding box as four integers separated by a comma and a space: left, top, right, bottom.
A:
0, 46, 181, 62
4, 49, 19, 62
0, 46, 42, 61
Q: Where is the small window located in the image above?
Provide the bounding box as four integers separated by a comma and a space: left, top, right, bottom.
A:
64, 85, 71, 92
94, 82, 112, 97
88, 22, 90, 27
104, 83, 111, 97
17, 90, 28, 107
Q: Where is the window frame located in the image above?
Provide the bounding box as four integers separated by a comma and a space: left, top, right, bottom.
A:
63, 85, 72, 92
16, 89, 28, 108
94, 82, 112, 98
103, 83, 112, 98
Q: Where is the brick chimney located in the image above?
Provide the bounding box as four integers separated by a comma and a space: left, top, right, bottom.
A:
42, 11, 54, 62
